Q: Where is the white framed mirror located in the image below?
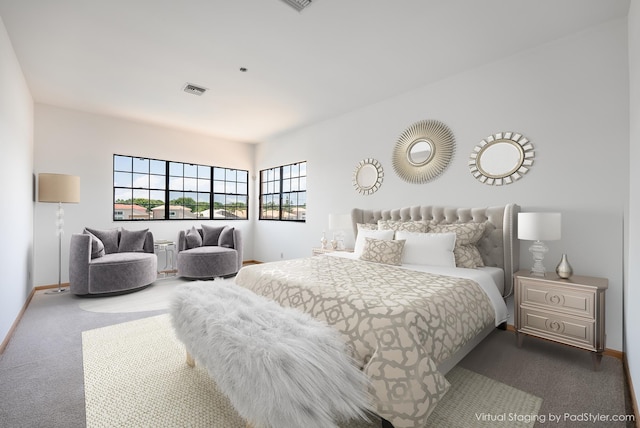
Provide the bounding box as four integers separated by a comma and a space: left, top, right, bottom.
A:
392, 120, 455, 183
469, 132, 534, 185
352, 158, 383, 195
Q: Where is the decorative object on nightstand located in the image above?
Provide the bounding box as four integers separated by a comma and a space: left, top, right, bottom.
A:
517, 212, 561, 277
514, 270, 608, 371
328, 214, 351, 250
38, 173, 80, 294
555, 254, 573, 279
320, 231, 328, 250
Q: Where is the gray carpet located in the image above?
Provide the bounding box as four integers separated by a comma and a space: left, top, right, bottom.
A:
0, 277, 634, 427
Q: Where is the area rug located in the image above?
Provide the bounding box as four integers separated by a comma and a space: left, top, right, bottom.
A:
77, 277, 234, 314
82, 314, 543, 428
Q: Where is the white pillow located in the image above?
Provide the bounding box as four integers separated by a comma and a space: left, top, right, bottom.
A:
354, 229, 395, 256
395, 231, 457, 267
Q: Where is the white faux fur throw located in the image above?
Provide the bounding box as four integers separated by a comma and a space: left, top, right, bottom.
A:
170, 281, 373, 428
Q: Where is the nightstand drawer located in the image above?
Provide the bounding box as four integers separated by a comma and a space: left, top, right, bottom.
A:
519, 278, 595, 318
519, 307, 595, 350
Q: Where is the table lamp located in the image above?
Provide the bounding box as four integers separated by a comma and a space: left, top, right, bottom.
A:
518, 212, 561, 277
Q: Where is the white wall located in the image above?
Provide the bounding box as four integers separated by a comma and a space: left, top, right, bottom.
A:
33, 104, 255, 287
255, 19, 629, 351
626, 0, 639, 410
0, 17, 34, 342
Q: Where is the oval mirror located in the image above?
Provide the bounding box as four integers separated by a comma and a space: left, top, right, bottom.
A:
353, 158, 383, 195
392, 120, 455, 184
469, 132, 535, 185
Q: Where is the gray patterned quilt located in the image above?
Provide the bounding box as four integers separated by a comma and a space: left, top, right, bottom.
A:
234, 255, 497, 428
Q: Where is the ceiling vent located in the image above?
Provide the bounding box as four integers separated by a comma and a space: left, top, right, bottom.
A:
280, 0, 313, 12
183, 83, 207, 96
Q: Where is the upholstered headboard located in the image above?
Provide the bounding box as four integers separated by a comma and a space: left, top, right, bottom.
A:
351, 204, 520, 297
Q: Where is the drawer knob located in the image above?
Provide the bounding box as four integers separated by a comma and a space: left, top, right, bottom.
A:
545, 319, 564, 333
546, 293, 564, 306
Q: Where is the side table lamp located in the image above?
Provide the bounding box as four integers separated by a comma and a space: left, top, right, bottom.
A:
518, 212, 561, 277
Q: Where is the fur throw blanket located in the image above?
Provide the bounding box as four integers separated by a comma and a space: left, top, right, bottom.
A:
170, 281, 373, 428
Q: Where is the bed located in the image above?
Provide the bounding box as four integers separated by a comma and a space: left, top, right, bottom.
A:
234, 204, 520, 428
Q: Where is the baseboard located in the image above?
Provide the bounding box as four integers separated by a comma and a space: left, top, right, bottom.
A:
623, 355, 640, 428
35, 282, 70, 291
505, 324, 622, 360
0, 287, 36, 355
242, 260, 262, 265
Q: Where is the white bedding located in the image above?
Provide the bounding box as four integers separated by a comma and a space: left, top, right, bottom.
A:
327, 251, 508, 326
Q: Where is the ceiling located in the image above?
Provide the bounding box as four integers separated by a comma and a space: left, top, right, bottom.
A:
0, 0, 630, 144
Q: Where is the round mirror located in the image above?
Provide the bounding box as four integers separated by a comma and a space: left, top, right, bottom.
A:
469, 132, 535, 185
392, 120, 455, 184
353, 158, 383, 195
408, 139, 434, 166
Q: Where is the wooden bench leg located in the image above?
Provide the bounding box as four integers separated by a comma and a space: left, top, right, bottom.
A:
186, 351, 195, 368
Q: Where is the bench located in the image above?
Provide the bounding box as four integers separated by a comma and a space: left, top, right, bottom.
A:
170, 281, 372, 428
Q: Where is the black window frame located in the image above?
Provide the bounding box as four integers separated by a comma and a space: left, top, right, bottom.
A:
113, 154, 248, 221
259, 161, 307, 222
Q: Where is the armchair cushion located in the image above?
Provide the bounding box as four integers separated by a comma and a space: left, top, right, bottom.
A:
185, 226, 203, 249
219, 226, 234, 248
118, 228, 149, 252
202, 224, 225, 246
84, 230, 105, 259
85, 227, 119, 254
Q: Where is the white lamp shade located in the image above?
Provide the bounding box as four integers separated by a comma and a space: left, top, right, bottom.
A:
518, 212, 561, 241
38, 173, 80, 203
328, 214, 351, 230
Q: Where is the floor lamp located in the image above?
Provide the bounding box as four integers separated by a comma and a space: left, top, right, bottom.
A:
38, 173, 80, 294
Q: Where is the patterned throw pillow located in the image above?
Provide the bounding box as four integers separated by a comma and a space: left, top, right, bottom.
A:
185, 226, 203, 249
378, 220, 429, 234
118, 228, 149, 252
359, 237, 406, 266
429, 222, 486, 268
356, 223, 379, 231
353, 229, 395, 256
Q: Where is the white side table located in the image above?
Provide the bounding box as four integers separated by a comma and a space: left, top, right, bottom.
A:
155, 240, 177, 277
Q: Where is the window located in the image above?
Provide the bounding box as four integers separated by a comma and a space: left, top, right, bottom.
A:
259, 161, 306, 221
113, 155, 248, 221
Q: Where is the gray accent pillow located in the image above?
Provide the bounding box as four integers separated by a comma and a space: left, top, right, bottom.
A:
202, 224, 226, 246
218, 226, 235, 248
185, 226, 203, 249
85, 227, 119, 254
83, 230, 105, 259
118, 228, 149, 252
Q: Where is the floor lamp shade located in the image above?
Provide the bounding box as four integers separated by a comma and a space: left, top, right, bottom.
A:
38, 173, 81, 204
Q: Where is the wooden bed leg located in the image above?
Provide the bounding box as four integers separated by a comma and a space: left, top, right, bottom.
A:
381, 417, 394, 428
186, 351, 195, 367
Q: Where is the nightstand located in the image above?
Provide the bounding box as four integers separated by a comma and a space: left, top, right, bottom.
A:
513, 270, 608, 370
311, 247, 353, 256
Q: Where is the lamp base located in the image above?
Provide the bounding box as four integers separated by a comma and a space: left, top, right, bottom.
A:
529, 240, 549, 277
45, 287, 68, 295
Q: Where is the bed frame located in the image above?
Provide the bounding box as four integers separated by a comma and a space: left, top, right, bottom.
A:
351, 203, 520, 298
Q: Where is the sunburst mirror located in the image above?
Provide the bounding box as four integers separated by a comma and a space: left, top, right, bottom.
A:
392, 120, 455, 183
352, 158, 383, 195
469, 132, 535, 185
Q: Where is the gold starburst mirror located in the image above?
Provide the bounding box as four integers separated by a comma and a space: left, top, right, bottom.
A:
469, 132, 534, 185
392, 120, 455, 184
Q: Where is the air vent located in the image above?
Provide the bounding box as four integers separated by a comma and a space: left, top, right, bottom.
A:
280, 0, 313, 12
183, 83, 207, 96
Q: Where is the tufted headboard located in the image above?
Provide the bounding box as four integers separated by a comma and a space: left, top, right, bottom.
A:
351, 204, 520, 297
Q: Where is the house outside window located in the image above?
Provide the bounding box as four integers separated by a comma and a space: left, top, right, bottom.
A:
259, 161, 306, 221
113, 155, 248, 221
